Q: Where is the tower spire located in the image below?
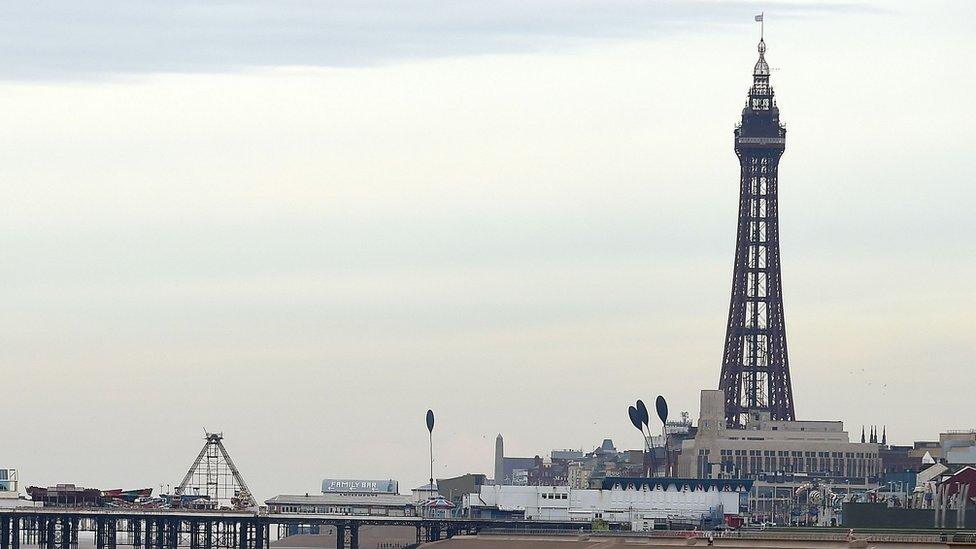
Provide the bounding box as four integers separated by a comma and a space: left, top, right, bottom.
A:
756, 39, 768, 74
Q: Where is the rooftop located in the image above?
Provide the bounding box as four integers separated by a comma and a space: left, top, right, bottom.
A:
265, 493, 412, 507
601, 477, 753, 492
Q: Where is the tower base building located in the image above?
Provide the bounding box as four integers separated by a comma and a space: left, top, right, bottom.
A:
676, 390, 881, 525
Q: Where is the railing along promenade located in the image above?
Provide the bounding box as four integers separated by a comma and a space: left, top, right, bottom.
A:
480, 527, 976, 545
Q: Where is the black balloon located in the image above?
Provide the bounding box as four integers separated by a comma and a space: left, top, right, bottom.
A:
636, 399, 649, 427
655, 395, 668, 425
628, 406, 642, 431
426, 409, 435, 433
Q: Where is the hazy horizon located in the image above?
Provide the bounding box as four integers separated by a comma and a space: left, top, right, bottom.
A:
2, 1, 974, 501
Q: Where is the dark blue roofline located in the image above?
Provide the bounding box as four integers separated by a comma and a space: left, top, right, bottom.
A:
601, 477, 753, 492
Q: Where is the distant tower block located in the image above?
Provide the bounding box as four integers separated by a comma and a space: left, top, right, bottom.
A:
494, 434, 505, 485
719, 37, 796, 426
175, 431, 257, 509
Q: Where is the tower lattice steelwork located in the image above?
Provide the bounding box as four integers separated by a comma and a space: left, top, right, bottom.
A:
719, 37, 795, 427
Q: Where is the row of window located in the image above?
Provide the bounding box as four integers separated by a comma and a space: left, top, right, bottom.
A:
540, 493, 568, 500
272, 505, 412, 516
699, 455, 881, 479
717, 449, 877, 459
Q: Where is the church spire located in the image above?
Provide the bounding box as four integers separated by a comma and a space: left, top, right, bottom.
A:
861, 426, 866, 443
882, 426, 887, 446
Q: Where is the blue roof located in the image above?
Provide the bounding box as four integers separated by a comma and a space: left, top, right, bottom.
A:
601, 477, 753, 492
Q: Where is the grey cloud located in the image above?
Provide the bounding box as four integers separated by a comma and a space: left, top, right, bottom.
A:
0, 1, 870, 80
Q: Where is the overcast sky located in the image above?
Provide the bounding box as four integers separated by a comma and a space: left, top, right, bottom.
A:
2, 1, 974, 500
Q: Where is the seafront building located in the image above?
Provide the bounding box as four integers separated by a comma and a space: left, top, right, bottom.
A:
264, 493, 415, 517
675, 390, 881, 524
266, 478, 414, 518
464, 477, 750, 529
0, 469, 21, 509
493, 432, 693, 490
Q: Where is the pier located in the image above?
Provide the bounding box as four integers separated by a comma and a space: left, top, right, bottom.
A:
0, 509, 585, 549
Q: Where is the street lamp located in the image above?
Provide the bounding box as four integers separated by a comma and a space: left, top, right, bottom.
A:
628, 401, 652, 477
656, 396, 669, 477
426, 409, 435, 518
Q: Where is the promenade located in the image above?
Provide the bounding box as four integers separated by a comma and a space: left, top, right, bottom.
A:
427, 530, 976, 549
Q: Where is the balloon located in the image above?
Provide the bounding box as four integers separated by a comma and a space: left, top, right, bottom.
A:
628, 406, 642, 431
426, 409, 435, 433
655, 395, 668, 425
636, 399, 649, 428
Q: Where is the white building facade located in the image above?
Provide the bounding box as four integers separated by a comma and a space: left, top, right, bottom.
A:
464, 477, 749, 527
265, 493, 415, 517
0, 469, 21, 509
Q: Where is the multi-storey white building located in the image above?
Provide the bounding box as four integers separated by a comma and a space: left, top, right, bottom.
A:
464, 477, 750, 528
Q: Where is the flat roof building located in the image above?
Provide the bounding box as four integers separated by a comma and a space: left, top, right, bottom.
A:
321, 478, 398, 494
265, 493, 415, 517
0, 469, 18, 498
465, 477, 750, 529
676, 390, 882, 525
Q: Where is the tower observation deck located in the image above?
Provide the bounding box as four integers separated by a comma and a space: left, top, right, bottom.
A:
719, 37, 795, 427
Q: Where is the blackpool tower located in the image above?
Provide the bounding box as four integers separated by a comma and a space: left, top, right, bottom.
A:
718, 37, 795, 427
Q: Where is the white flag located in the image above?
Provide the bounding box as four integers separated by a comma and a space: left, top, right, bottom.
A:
755, 14, 764, 22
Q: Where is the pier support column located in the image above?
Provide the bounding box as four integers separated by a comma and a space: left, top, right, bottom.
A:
347, 524, 357, 549
237, 522, 247, 549
132, 519, 141, 547
70, 518, 79, 546
55, 518, 63, 549
95, 517, 105, 549
45, 517, 55, 549
154, 520, 164, 549
253, 521, 264, 549
1, 515, 10, 549
58, 518, 69, 549
143, 520, 152, 549
414, 526, 421, 545
335, 525, 344, 549
108, 519, 117, 549
166, 520, 179, 549
11, 516, 19, 549
203, 522, 212, 549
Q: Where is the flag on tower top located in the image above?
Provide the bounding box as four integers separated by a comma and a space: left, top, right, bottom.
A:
755, 14, 764, 22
